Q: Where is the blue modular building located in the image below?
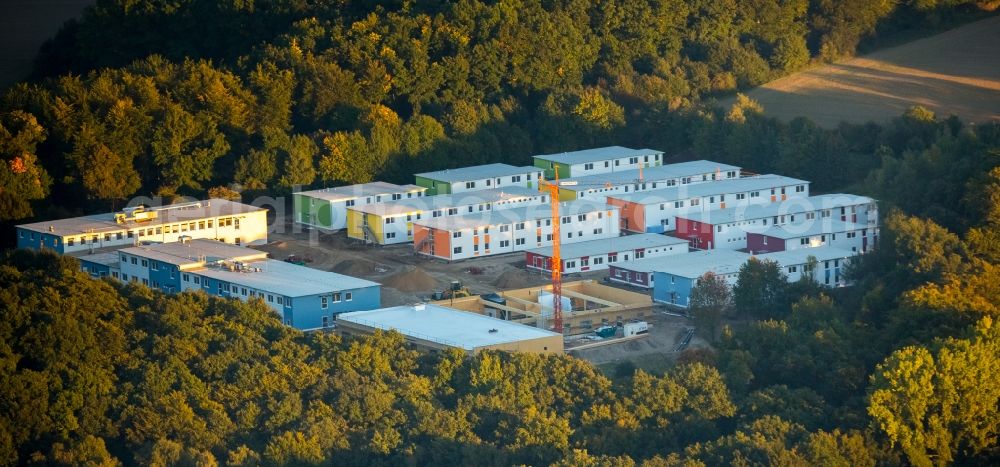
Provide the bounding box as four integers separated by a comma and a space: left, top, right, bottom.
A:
78, 238, 381, 330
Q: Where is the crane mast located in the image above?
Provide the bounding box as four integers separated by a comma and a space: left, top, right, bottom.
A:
545, 181, 563, 333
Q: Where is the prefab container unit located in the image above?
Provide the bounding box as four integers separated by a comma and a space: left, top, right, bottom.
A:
609, 249, 750, 291
293, 182, 426, 231
414, 163, 543, 195
412, 201, 621, 261
553, 160, 742, 202
525, 233, 690, 274
532, 146, 665, 179
337, 304, 564, 355
756, 247, 856, 288
673, 193, 878, 251
607, 174, 809, 234
746, 220, 878, 254
100, 239, 380, 330
16, 198, 268, 255
346, 187, 548, 245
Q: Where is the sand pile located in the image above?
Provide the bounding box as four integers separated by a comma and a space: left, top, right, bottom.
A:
268, 241, 288, 249
381, 267, 438, 292
495, 269, 533, 289
332, 258, 378, 276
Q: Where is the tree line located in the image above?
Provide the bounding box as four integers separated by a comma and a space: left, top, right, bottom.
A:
0, 0, 990, 224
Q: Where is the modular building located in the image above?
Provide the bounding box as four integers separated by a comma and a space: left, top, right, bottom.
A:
609, 249, 750, 290
607, 175, 809, 233
412, 201, 620, 261
552, 160, 742, 202
346, 187, 548, 245
293, 182, 426, 231
673, 194, 878, 250
746, 220, 877, 254
337, 304, 564, 354
525, 233, 689, 274
16, 199, 268, 255
532, 146, 665, 179
79, 238, 380, 330
414, 163, 543, 195
756, 247, 855, 287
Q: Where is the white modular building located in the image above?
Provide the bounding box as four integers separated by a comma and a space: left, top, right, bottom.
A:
608, 249, 751, 290
293, 182, 427, 231
412, 201, 621, 261
525, 233, 690, 274
606, 174, 809, 233
346, 186, 548, 245
415, 163, 543, 195
16, 199, 268, 255
532, 146, 666, 178
553, 160, 742, 202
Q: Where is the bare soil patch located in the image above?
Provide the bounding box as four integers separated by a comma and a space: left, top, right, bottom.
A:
719, 15, 1000, 128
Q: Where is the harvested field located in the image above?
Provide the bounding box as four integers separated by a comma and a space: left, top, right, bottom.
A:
719, 15, 1000, 128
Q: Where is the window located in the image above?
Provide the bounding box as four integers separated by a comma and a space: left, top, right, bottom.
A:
454, 246, 463, 254
717, 225, 722, 232
566, 261, 577, 269
516, 222, 525, 230
333, 293, 341, 302
346, 199, 355, 207
674, 201, 684, 208
385, 217, 395, 224
750, 191, 760, 198
584, 163, 594, 170
465, 181, 476, 189
392, 193, 402, 200
796, 185, 805, 192
593, 257, 604, 265
453, 231, 462, 238
788, 266, 798, 273
386, 232, 396, 239
515, 238, 525, 246
141, 259, 147, 267
801, 238, 809, 245
321, 297, 328, 309
500, 240, 510, 247
562, 216, 571, 224
690, 198, 700, 206
736, 193, 746, 200
68, 238, 75, 246
593, 228, 603, 235
194, 276, 201, 285
499, 225, 510, 232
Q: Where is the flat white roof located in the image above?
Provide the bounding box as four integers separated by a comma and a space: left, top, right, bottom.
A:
414, 200, 615, 231
17, 199, 265, 237
195, 259, 380, 297
559, 160, 741, 189
528, 233, 689, 259
534, 146, 664, 165
77, 252, 121, 267
338, 304, 560, 350
294, 182, 425, 202
415, 163, 541, 183
618, 249, 751, 277
351, 186, 544, 216
757, 246, 857, 266
119, 238, 267, 267
608, 175, 808, 205
677, 194, 875, 224
756, 220, 866, 239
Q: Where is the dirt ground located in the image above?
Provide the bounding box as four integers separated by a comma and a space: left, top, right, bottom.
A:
570, 313, 707, 368
258, 218, 562, 307
718, 15, 1000, 128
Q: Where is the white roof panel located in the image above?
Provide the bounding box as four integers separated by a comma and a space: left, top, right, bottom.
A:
195, 259, 380, 297
527, 233, 689, 259
559, 160, 741, 189
619, 249, 752, 277
17, 199, 265, 237
534, 146, 664, 165
351, 186, 544, 216
294, 182, 425, 202
415, 163, 541, 183
413, 200, 615, 231
338, 304, 560, 350
757, 246, 857, 266
677, 194, 876, 224
608, 175, 808, 205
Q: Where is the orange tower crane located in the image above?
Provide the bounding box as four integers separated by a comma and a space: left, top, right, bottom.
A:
541, 179, 564, 332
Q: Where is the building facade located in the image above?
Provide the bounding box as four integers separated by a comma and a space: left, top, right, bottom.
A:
746, 221, 877, 254
293, 182, 426, 231
609, 249, 750, 290
414, 163, 543, 195
607, 175, 809, 233
79, 239, 380, 330
553, 160, 742, 202
346, 187, 548, 245
525, 233, 689, 274
532, 146, 665, 179
412, 201, 621, 261
16, 199, 268, 255
673, 194, 878, 250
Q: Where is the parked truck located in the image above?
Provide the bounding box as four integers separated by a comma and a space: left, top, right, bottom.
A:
623, 321, 649, 337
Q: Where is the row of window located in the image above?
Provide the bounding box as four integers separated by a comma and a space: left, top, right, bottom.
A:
460, 173, 542, 190
59, 217, 241, 247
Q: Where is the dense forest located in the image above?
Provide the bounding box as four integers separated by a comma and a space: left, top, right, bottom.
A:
2, 0, 1000, 464
0, 0, 993, 221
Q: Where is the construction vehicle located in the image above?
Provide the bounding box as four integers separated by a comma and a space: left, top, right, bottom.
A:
440, 281, 471, 300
